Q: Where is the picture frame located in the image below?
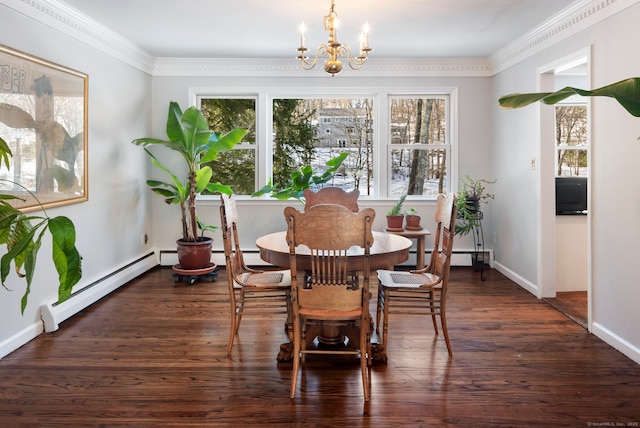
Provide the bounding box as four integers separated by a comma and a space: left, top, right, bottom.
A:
0, 44, 88, 211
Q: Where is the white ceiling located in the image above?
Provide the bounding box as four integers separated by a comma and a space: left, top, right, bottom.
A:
59, 0, 578, 59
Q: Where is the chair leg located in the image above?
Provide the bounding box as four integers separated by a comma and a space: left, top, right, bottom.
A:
227, 304, 237, 355
382, 289, 390, 352
440, 311, 453, 356
360, 319, 370, 401
376, 287, 383, 334
429, 290, 439, 335
290, 319, 301, 399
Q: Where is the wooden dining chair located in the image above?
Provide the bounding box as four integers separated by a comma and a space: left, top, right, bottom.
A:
284, 204, 375, 401
376, 193, 457, 358
303, 187, 360, 212
220, 194, 292, 355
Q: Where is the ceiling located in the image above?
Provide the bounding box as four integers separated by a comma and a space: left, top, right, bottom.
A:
60, 0, 578, 60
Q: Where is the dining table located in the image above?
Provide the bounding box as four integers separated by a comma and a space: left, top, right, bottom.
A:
256, 230, 412, 362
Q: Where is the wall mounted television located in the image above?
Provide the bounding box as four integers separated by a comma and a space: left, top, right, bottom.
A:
556, 177, 587, 215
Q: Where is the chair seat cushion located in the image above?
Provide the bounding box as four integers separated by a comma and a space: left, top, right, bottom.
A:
377, 269, 441, 288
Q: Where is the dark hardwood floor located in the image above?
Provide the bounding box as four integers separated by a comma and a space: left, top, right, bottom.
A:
544, 291, 588, 329
1, 266, 638, 427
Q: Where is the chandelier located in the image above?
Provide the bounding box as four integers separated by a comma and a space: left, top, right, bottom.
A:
297, 0, 372, 76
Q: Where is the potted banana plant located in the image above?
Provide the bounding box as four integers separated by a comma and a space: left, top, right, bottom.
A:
132, 101, 247, 270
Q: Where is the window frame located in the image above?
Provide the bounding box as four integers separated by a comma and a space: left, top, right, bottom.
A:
192, 87, 458, 200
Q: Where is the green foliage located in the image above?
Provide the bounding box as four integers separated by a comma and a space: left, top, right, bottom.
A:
132, 101, 247, 241
0, 137, 82, 314
252, 152, 348, 203
386, 194, 406, 216
499, 77, 640, 117
272, 99, 317, 188
200, 98, 257, 194
405, 207, 419, 216
455, 175, 496, 236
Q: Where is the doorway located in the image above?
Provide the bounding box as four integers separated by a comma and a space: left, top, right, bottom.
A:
537, 50, 591, 330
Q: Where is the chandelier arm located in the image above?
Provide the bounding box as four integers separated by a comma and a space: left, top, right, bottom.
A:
297, 44, 328, 70
340, 44, 371, 70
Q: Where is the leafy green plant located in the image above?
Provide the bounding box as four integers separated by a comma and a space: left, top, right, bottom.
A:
252, 152, 349, 203
455, 176, 496, 236
498, 77, 640, 117
0, 137, 82, 314
386, 194, 406, 216
405, 207, 419, 216
132, 101, 247, 241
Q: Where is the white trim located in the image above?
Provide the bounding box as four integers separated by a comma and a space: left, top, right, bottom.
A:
40, 251, 159, 332
1, 0, 155, 73
494, 261, 540, 296
592, 322, 640, 364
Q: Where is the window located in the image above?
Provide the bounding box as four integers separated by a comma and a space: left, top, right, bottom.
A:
555, 104, 587, 177
388, 96, 449, 196
272, 98, 374, 195
200, 97, 256, 195
197, 91, 453, 198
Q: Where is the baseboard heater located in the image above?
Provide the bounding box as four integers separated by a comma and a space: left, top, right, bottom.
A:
40, 251, 158, 332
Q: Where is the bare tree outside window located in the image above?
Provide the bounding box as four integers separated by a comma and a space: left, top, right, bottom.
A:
555, 104, 588, 177
389, 96, 449, 196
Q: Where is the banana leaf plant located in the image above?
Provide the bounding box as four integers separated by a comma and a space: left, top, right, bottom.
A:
132, 101, 247, 242
499, 77, 640, 118
0, 136, 82, 314
252, 152, 349, 203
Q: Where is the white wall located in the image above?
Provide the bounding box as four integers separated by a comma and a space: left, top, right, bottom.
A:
556, 216, 588, 292
492, 3, 640, 362
0, 5, 154, 356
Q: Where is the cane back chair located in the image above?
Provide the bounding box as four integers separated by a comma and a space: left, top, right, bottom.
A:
285, 204, 375, 401
220, 194, 291, 355
376, 193, 457, 358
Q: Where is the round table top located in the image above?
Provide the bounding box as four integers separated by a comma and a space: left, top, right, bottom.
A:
256, 230, 412, 271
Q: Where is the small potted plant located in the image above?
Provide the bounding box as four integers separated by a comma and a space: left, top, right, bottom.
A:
385, 194, 406, 231
404, 207, 422, 230
132, 101, 247, 270
455, 175, 496, 236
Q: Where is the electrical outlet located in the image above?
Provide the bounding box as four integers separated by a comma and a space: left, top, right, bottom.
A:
493, 232, 497, 244
530, 157, 536, 170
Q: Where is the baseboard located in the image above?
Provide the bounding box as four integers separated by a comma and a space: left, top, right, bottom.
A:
0, 323, 43, 359
591, 322, 640, 365
40, 251, 159, 333
493, 261, 539, 296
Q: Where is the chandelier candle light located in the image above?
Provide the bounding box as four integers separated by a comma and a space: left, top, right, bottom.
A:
297, 0, 372, 76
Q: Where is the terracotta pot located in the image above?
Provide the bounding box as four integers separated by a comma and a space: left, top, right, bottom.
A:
386, 215, 404, 231
176, 237, 213, 270
405, 215, 422, 230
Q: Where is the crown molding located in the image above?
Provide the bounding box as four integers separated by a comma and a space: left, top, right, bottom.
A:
152, 57, 492, 78
2, 0, 638, 77
1, 0, 155, 73
489, 0, 640, 74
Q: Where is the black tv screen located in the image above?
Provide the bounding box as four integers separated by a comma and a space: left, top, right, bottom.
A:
556, 177, 587, 215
